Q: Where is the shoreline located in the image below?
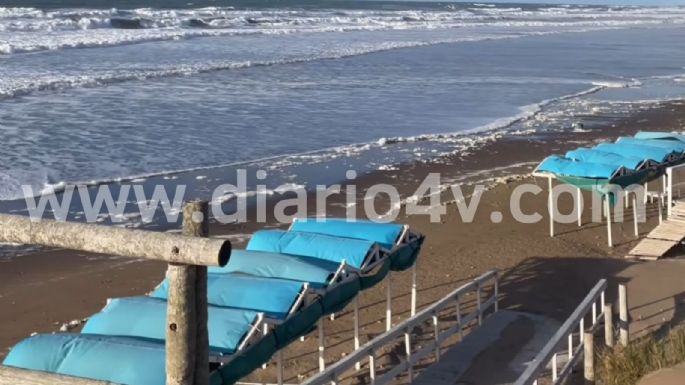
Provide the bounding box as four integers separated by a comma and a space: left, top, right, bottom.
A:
2, 101, 685, 378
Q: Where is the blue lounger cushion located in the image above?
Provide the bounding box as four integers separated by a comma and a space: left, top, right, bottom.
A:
537, 155, 622, 179
290, 218, 403, 249
151, 273, 304, 319
82, 297, 258, 354
208, 249, 340, 288
3, 334, 166, 385
247, 230, 376, 270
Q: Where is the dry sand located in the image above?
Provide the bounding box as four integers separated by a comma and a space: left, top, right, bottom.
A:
2, 102, 685, 383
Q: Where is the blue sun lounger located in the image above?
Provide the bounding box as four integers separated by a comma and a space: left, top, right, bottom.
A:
289, 218, 423, 271
151, 273, 308, 319
83, 296, 265, 355
4, 332, 277, 385
246, 228, 395, 291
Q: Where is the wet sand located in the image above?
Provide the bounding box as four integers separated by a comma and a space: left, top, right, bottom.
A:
2, 101, 685, 382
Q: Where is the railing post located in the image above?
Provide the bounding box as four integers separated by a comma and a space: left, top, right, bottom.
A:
386, 274, 392, 332
432, 313, 440, 362
354, 297, 361, 371
584, 331, 595, 384
456, 295, 463, 339
411, 265, 417, 317
619, 284, 629, 346
368, 349, 376, 385
183, 200, 210, 385
476, 282, 483, 326
604, 304, 614, 347
494, 272, 499, 312
404, 328, 413, 381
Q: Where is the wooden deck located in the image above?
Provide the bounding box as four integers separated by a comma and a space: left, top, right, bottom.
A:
628, 201, 685, 261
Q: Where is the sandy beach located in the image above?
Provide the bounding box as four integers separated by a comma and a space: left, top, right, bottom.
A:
3, 101, 685, 384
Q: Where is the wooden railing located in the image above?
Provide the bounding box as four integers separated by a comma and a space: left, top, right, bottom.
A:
0, 201, 229, 385
302, 270, 498, 385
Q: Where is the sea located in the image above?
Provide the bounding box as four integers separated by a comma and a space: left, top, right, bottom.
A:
2, 0, 685, 236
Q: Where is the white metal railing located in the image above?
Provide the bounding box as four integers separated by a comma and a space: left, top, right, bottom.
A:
302, 270, 499, 385
513, 279, 608, 385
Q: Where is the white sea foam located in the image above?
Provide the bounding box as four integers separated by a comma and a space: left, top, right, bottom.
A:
1, 5, 685, 55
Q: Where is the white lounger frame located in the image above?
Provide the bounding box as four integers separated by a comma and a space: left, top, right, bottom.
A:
215, 282, 310, 365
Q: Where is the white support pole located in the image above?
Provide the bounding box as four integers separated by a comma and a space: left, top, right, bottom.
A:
262, 323, 269, 369
605, 196, 613, 248
318, 322, 325, 372
354, 297, 361, 371
411, 265, 417, 317
644, 182, 649, 204
624, 191, 628, 209
277, 351, 284, 385
633, 195, 639, 238
552, 353, 558, 381
568, 333, 573, 361
667, 167, 673, 217
578, 188, 583, 226
548, 176, 554, 237
386, 274, 392, 332
658, 194, 663, 225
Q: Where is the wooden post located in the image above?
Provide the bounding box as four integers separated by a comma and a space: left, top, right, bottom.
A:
183, 201, 210, 385
604, 304, 614, 347
166, 200, 211, 385
584, 331, 595, 384
619, 284, 629, 346
166, 261, 197, 385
